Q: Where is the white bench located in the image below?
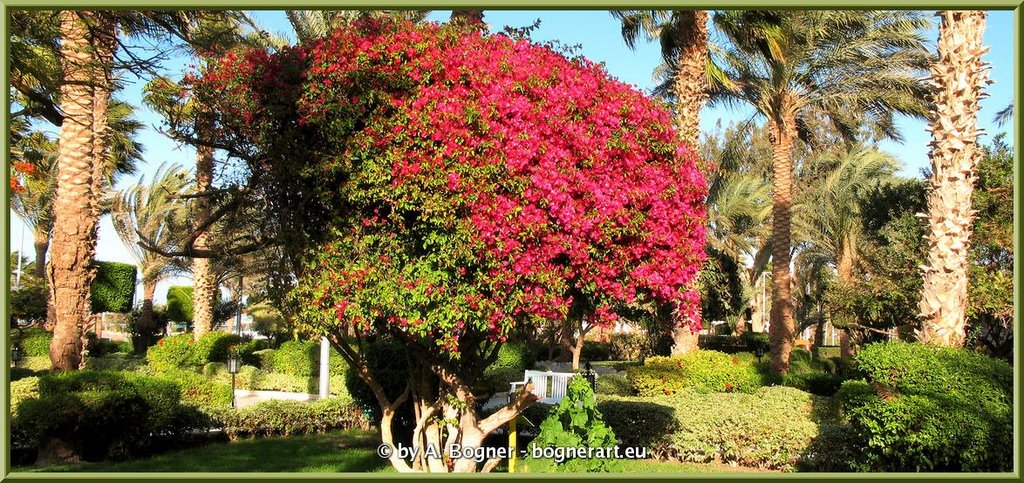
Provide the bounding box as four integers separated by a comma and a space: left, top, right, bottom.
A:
510, 370, 595, 405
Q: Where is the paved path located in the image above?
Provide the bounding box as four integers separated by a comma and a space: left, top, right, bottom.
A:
233, 389, 318, 408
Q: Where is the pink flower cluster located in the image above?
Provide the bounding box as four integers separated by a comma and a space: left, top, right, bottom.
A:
191, 20, 707, 353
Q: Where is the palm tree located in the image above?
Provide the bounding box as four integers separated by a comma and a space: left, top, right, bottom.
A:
793, 147, 899, 357
111, 164, 191, 336
10, 124, 58, 281
613, 9, 709, 353
918, 11, 990, 347
612, 10, 709, 148
48, 10, 103, 370
710, 10, 930, 373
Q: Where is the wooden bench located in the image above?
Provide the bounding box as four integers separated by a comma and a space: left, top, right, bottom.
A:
510, 370, 596, 405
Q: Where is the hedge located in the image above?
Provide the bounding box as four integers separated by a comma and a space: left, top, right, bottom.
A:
626, 351, 766, 396
13, 370, 210, 462
206, 396, 369, 440
838, 342, 1012, 471
147, 332, 245, 372
599, 386, 824, 470
90, 261, 137, 314
165, 286, 194, 323
21, 329, 52, 357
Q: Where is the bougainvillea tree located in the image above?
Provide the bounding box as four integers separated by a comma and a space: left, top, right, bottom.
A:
184, 20, 706, 472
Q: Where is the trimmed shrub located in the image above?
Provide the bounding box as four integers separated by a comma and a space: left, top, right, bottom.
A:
208, 396, 369, 440
85, 333, 124, 357
90, 261, 137, 314
235, 339, 270, 367
597, 397, 675, 449
839, 342, 1012, 471
609, 332, 648, 361
11, 367, 42, 382
20, 356, 53, 372
600, 386, 822, 470
267, 340, 319, 376
165, 285, 194, 323
595, 373, 633, 396
147, 334, 199, 372
84, 355, 146, 372
160, 369, 233, 408
13, 371, 205, 462
193, 332, 243, 364
10, 376, 40, 414
21, 329, 52, 357
626, 351, 765, 396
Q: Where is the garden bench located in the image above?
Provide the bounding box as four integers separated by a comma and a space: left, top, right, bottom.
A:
509, 370, 596, 405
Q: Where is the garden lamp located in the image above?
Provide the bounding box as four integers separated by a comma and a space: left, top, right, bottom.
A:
755, 345, 765, 363
11, 343, 23, 368
583, 360, 597, 393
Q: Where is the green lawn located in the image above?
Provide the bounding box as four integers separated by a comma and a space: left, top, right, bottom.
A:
19, 429, 392, 473
17, 429, 763, 474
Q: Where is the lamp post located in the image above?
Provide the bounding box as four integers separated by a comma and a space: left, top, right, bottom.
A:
11, 343, 24, 368
582, 360, 597, 394
227, 350, 240, 408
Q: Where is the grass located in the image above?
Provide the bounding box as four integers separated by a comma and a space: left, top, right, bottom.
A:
14, 428, 760, 474
18, 429, 393, 473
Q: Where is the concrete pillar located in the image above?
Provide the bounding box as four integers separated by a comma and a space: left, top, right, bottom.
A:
319, 336, 330, 399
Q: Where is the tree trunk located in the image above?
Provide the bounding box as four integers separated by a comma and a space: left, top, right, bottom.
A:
137, 280, 158, 333
570, 330, 585, 370
837, 243, 856, 360
33, 230, 49, 281
671, 10, 709, 149
918, 11, 989, 348
49, 11, 99, 371
768, 110, 797, 374
671, 326, 700, 355
191, 115, 217, 339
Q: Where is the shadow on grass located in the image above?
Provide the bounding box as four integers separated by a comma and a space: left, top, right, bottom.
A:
18, 429, 392, 473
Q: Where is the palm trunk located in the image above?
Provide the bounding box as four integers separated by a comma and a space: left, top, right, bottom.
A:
918, 11, 989, 348
33, 229, 49, 281
671, 10, 709, 149
191, 115, 217, 339
48, 11, 99, 371
768, 112, 797, 374
137, 279, 158, 333
837, 244, 856, 359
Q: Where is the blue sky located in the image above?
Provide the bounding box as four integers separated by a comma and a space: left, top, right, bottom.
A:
9, 10, 1016, 304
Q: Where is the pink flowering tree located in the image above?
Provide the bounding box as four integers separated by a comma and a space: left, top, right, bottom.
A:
182, 20, 706, 473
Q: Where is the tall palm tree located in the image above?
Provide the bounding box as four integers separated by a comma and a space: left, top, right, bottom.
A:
918, 11, 990, 347
793, 147, 899, 357
111, 164, 191, 335
614, 9, 709, 354
10, 100, 143, 283
48, 10, 100, 370
612, 10, 709, 148
45, 10, 222, 368
710, 10, 930, 373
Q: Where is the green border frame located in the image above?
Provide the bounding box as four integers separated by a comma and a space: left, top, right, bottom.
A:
0, 1, 1020, 481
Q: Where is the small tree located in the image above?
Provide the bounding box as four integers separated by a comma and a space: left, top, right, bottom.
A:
189, 20, 706, 473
